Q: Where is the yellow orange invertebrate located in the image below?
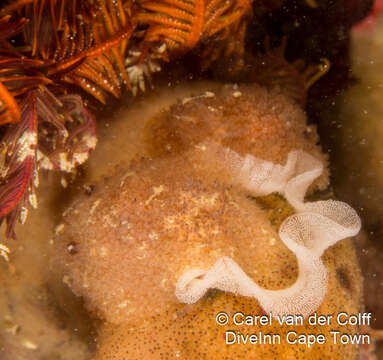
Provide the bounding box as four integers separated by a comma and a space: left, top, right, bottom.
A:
54, 81, 364, 359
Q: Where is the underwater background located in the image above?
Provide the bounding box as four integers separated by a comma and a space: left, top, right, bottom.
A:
0, 1, 383, 359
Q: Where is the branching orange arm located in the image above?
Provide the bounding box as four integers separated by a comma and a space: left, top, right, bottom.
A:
47, 23, 134, 76
0, 91, 37, 220
137, 0, 205, 57
183, 0, 204, 50
0, 0, 34, 15
0, 82, 20, 125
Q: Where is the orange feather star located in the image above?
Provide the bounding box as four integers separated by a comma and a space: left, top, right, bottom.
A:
0, 0, 255, 238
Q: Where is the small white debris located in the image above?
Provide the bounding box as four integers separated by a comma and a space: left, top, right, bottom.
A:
157, 43, 167, 54
83, 134, 97, 150
6, 323, 20, 335
61, 177, 68, 188
16, 131, 37, 163
195, 144, 207, 151
126, 52, 162, 96
73, 152, 89, 165
37, 150, 54, 170
128, 66, 145, 96
211, 226, 220, 235
55, 223, 65, 235
166, 216, 175, 224
145, 185, 165, 206
99, 246, 108, 257
270, 237, 276, 246
67, 243, 76, 254
23, 340, 38, 350
161, 278, 169, 289
58, 153, 75, 172
120, 171, 134, 187
0, 164, 9, 178
29, 193, 38, 209
130, 50, 141, 57
103, 214, 118, 228
19, 207, 28, 225
232, 91, 242, 98
207, 106, 217, 112
204, 91, 215, 98
148, 232, 158, 241
138, 242, 147, 251
90, 199, 101, 215
261, 227, 269, 235
182, 97, 193, 105
62, 206, 73, 217
118, 301, 128, 309
63, 275, 71, 287
0, 243, 10, 262
33, 169, 39, 188
182, 91, 215, 105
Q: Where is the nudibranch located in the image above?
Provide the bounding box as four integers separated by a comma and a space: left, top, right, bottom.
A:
175, 144, 361, 319
53, 81, 364, 359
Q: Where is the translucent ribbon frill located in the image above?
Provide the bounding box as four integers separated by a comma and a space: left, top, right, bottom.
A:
175, 146, 361, 318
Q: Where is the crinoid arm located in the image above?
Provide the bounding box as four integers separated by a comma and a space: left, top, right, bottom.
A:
304, 0, 318, 8
131, 0, 253, 93
0, 86, 96, 238
0, 91, 38, 239
35, 88, 97, 173
0, 82, 21, 125
13, 0, 137, 103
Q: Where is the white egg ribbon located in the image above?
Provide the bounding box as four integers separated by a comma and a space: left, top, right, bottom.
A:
175, 145, 361, 318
